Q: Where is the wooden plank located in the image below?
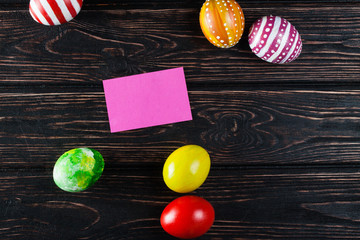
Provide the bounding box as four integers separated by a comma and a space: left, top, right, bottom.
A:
1, 89, 360, 168
1, 167, 360, 239
0, 4, 358, 85
0, 0, 359, 7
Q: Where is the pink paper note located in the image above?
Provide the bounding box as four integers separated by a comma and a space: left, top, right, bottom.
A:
103, 67, 192, 133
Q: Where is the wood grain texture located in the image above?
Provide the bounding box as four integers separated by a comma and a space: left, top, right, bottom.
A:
0, 0, 359, 239
0, 1, 359, 8
0, 0, 357, 5
1, 89, 360, 168
0, 4, 358, 85
2, 168, 360, 239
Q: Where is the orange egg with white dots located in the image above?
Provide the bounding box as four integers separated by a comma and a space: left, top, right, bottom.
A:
199, 0, 245, 48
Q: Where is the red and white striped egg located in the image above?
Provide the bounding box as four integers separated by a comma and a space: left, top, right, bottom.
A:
248, 16, 302, 64
29, 0, 83, 26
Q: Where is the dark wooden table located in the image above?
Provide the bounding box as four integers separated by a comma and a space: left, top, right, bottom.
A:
0, 0, 359, 239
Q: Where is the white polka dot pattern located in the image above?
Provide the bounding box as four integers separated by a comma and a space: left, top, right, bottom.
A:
248, 16, 302, 64
199, 0, 245, 48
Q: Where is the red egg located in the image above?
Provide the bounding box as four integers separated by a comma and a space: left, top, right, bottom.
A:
200, 0, 245, 48
161, 196, 215, 239
29, 0, 83, 26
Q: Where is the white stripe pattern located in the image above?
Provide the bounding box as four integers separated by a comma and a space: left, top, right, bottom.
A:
267, 21, 291, 63
257, 16, 282, 58
30, 0, 50, 25
281, 30, 299, 63
71, 0, 81, 13
29, 0, 83, 26
55, 0, 73, 22
40, 0, 61, 25
248, 15, 302, 64
249, 16, 267, 49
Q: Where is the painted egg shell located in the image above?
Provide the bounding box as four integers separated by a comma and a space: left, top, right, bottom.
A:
53, 148, 104, 192
248, 16, 302, 64
163, 145, 211, 193
29, 0, 83, 26
200, 0, 245, 48
161, 196, 215, 239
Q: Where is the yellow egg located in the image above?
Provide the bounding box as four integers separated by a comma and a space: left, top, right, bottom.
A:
163, 145, 211, 193
199, 0, 245, 48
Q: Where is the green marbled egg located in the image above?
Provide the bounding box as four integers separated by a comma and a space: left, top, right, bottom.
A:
53, 148, 105, 192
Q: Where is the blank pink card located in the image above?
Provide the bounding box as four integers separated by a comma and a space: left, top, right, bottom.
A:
103, 67, 192, 133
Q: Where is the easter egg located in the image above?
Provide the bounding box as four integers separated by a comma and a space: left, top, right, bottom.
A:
161, 195, 215, 239
29, 0, 83, 26
163, 145, 210, 193
199, 0, 245, 48
53, 148, 104, 192
248, 15, 302, 64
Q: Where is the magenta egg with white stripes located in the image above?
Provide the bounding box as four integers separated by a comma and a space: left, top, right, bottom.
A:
29, 0, 83, 26
248, 16, 302, 64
